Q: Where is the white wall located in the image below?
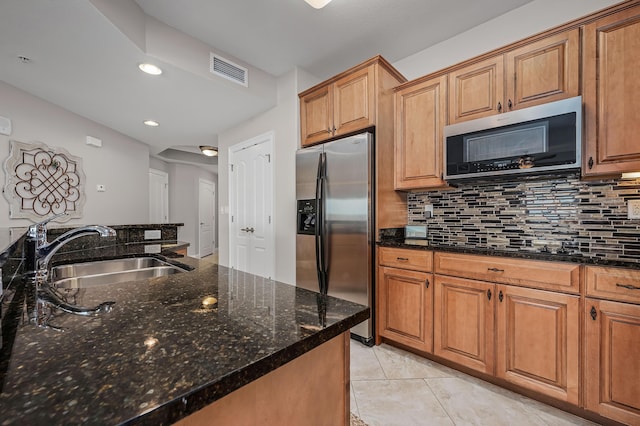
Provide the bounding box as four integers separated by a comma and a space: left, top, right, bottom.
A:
217, 67, 319, 285
393, 0, 620, 80
168, 162, 217, 256
0, 81, 149, 227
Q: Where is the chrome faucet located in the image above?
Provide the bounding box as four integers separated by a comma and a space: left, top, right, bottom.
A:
26, 213, 116, 277
24, 213, 117, 328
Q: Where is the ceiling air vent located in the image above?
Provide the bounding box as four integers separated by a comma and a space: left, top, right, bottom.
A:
210, 53, 248, 87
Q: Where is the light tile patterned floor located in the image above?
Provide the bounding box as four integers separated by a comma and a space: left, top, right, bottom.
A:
350, 342, 598, 426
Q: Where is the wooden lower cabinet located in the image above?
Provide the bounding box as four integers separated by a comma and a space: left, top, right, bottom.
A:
585, 299, 640, 425
496, 285, 579, 404
433, 275, 495, 374
378, 266, 433, 352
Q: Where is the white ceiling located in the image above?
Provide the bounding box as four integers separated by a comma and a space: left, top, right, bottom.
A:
0, 0, 533, 167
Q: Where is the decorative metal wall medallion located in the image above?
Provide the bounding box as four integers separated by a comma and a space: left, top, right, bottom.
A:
3, 140, 85, 222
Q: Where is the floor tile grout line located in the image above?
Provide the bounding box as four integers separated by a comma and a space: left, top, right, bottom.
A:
370, 346, 391, 380
424, 378, 460, 426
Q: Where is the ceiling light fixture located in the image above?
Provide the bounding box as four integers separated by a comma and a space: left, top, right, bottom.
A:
143, 120, 159, 127
304, 0, 333, 9
199, 146, 218, 157
138, 63, 163, 75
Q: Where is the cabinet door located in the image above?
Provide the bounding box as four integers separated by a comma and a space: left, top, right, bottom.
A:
300, 85, 333, 146
496, 285, 579, 404
394, 75, 448, 190
448, 55, 504, 124
333, 65, 375, 137
585, 299, 640, 425
505, 29, 579, 111
583, 6, 640, 176
378, 266, 433, 353
434, 275, 494, 374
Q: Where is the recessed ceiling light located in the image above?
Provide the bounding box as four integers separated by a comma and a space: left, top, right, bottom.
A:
143, 120, 159, 127
304, 0, 332, 8
138, 63, 162, 75
199, 146, 218, 157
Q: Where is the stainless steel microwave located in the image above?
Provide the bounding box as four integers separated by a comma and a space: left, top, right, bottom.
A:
443, 96, 582, 181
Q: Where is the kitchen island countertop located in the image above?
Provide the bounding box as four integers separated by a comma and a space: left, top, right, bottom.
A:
0, 252, 368, 425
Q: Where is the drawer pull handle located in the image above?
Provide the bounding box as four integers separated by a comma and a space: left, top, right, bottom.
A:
396, 257, 409, 261
487, 268, 504, 272
616, 283, 640, 290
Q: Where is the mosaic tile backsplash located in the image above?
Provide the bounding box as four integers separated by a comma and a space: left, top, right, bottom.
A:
407, 173, 640, 263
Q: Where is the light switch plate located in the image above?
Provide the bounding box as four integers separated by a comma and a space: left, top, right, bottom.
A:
628, 200, 640, 219
0, 116, 12, 136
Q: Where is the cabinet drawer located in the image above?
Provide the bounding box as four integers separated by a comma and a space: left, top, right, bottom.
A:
379, 247, 432, 272
585, 266, 640, 304
434, 252, 579, 293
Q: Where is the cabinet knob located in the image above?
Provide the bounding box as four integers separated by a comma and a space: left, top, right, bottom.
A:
425, 279, 430, 288
498, 290, 504, 302
590, 306, 597, 321
588, 157, 594, 169
508, 99, 513, 110
487, 289, 492, 300
497, 102, 502, 113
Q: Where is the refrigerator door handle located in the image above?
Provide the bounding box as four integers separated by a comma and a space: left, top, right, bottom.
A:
320, 152, 328, 294
314, 152, 327, 294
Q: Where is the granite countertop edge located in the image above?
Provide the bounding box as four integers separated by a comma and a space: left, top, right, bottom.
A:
377, 240, 640, 269
133, 308, 369, 425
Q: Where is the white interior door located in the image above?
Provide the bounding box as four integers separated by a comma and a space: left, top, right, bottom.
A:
198, 179, 215, 258
148, 169, 168, 223
229, 132, 274, 279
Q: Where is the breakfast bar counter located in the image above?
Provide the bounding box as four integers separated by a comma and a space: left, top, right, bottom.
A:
0, 250, 369, 425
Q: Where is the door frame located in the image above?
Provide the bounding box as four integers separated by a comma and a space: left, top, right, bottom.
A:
228, 131, 275, 279
148, 168, 169, 223
198, 178, 216, 258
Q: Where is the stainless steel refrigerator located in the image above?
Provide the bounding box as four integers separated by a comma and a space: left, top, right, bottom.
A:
295, 132, 374, 345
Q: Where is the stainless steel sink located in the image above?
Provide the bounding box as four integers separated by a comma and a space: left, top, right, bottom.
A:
50, 257, 189, 289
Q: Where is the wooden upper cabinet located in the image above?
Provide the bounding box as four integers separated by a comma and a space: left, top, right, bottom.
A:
394, 75, 448, 190
585, 299, 640, 425
449, 29, 579, 124
449, 55, 504, 124
300, 61, 380, 147
505, 29, 579, 111
496, 285, 579, 405
300, 85, 333, 146
333, 66, 375, 137
583, 5, 640, 176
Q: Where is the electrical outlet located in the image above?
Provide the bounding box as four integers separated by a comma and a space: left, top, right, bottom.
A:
628, 200, 640, 219
424, 204, 434, 218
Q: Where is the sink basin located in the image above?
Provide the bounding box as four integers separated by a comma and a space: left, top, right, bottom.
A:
50, 257, 189, 289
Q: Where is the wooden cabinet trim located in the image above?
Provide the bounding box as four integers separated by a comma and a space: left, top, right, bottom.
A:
496, 285, 580, 404
434, 252, 580, 293
585, 265, 640, 304
585, 299, 640, 425
433, 275, 495, 374
379, 247, 433, 271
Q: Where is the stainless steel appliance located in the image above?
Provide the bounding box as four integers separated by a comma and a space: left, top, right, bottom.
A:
296, 132, 374, 345
444, 96, 582, 181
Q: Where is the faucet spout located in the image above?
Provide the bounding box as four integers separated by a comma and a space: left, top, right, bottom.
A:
37, 225, 116, 268
24, 215, 117, 328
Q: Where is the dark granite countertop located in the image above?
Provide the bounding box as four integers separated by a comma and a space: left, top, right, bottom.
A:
0, 250, 369, 425
377, 239, 640, 269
